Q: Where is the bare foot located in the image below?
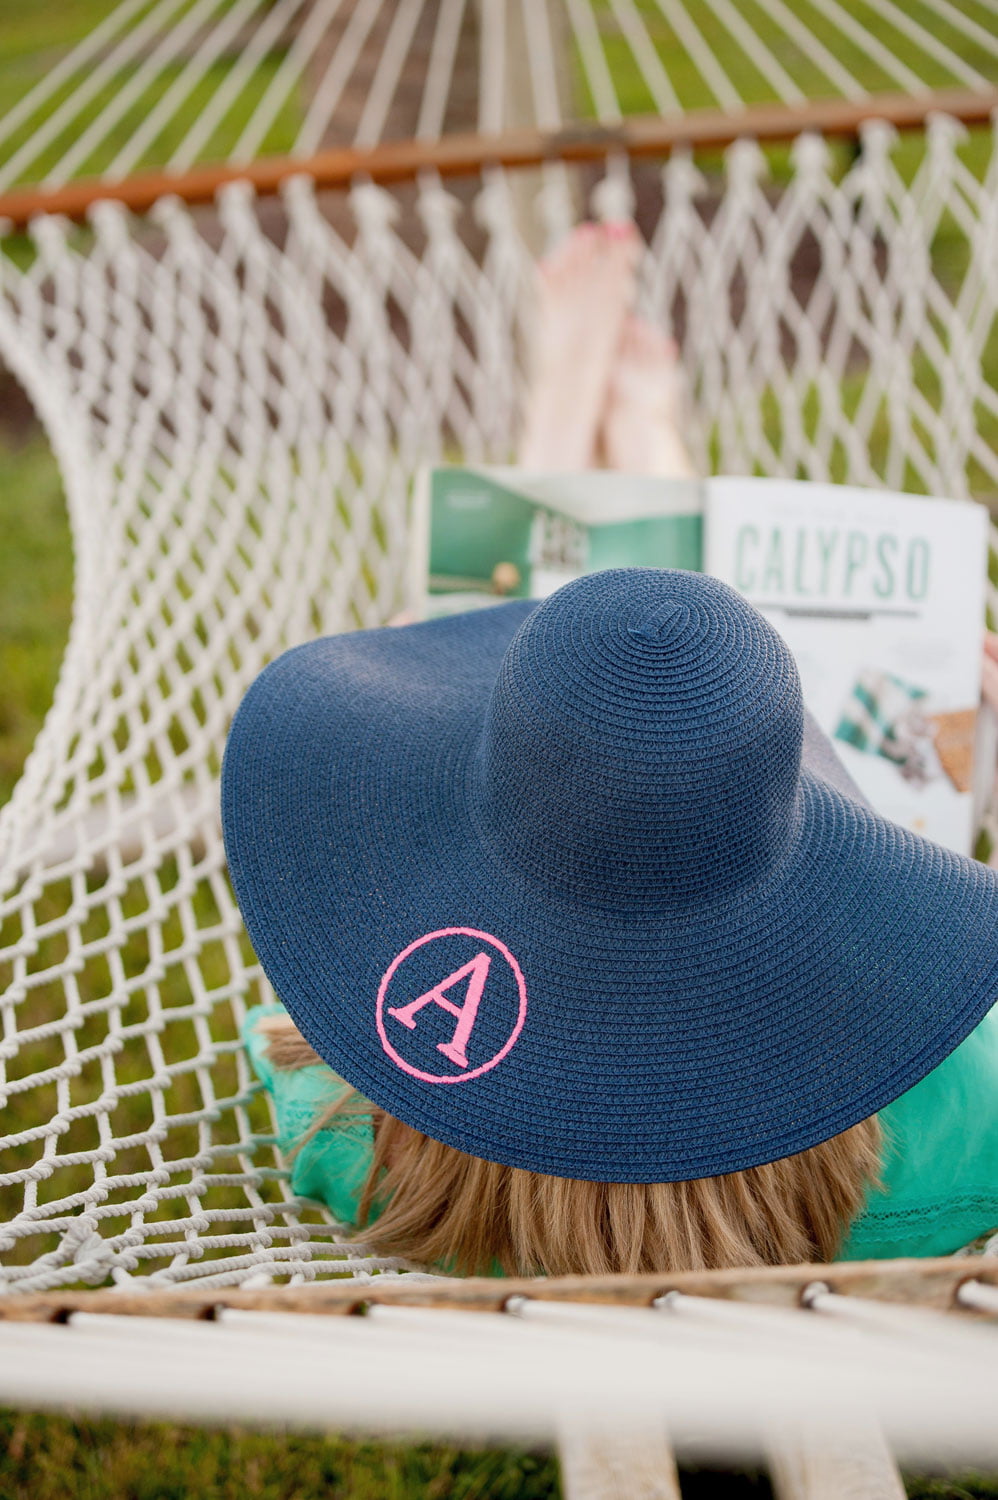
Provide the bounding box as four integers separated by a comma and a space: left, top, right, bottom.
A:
601, 316, 697, 478
519, 221, 640, 472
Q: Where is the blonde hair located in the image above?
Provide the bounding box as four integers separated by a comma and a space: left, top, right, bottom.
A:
257, 1013, 881, 1277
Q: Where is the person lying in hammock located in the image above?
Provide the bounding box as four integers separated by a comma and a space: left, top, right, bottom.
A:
223, 564, 998, 1278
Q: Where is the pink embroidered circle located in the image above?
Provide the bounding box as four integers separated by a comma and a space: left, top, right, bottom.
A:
376, 927, 528, 1084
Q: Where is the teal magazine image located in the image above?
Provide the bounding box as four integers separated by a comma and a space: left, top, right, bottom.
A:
411, 466, 703, 615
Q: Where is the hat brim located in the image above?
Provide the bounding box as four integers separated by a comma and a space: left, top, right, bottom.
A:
222, 601, 998, 1181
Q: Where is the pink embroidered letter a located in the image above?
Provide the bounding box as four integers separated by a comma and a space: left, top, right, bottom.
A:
387, 952, 492, 1069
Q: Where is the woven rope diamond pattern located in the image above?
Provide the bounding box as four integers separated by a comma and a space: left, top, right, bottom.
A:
1, 124, 997, 1289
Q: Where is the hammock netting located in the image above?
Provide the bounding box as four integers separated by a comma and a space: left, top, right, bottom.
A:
2, 0, 998, 1294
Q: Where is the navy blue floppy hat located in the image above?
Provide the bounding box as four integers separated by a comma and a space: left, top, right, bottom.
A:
222, 568, 998, 1182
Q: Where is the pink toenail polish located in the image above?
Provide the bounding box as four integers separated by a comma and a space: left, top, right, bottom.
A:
606, 220, 635, 240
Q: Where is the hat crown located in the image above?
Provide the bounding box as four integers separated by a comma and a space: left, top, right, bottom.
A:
477, 569, 804, 906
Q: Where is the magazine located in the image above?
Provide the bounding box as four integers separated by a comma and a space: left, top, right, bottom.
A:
412, 466, 701, 614
414, 466, 989, 854
705, 477, 989, 855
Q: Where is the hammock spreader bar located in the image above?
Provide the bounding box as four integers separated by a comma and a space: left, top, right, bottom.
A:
1, 85, 995, 230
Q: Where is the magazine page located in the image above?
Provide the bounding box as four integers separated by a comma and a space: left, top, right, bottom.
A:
413, 466, 703, 616
705, 476, 989, 854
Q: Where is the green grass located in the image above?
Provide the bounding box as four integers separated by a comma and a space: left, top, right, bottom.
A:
572, 0, 998, 190
0, 0, 302, 183
3, 1405, 998, 1500
2, 0, 998, 196
0, 431, 73, 806
0, 1411, 560, 1500
577, 0, 998, 118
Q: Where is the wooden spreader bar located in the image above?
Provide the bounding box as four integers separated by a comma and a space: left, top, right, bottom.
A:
0, 87, 995, 231
2, 1255, 996, 1323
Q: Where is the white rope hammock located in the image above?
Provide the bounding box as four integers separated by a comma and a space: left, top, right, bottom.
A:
0, 0, 997, 1344
3, 123, 998, 1297
2, 0, 998, 190
2, 15, 998, 1488
2, 1264, 998, 1481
